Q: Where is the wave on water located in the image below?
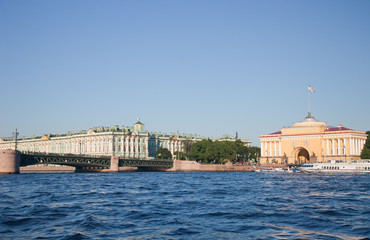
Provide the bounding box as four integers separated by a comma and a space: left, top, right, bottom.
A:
0, 172, 369, 239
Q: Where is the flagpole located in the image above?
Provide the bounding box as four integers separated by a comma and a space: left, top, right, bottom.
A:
308, 89, 310, 115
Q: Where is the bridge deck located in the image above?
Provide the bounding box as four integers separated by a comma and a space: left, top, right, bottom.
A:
20, 153, 173, 169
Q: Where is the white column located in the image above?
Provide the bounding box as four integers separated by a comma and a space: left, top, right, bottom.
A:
135, 137, 139, 157
261, 141, 264, 157
278, 142, 281, 156
124, 138, 127, 156
121, 137, 124, 155
337, 139, 341, 155
357, 139, 360, 155
264, 142, 268, 156
354, 139, 358, 155
127, 137, 129, 156
322, 139, 324, 156
343, 139, 347, 156
274, 142, 277, 156
326, 140, 329, 155
332, 139, 335, 155
109, 137, 113, 155
269, 142, 272, 156
132, 137, 134, 156
361, 139, 365, 153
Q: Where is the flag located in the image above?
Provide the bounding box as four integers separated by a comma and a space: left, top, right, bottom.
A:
308, 86, 315, 92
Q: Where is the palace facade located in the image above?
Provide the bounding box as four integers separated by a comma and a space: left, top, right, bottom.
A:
0, 119, 251, 159
0, 120, 184, 159
259, 114, 367, 165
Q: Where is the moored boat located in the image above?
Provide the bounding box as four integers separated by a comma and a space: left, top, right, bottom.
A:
254, 167, 294, 173
299, 159, 370, 173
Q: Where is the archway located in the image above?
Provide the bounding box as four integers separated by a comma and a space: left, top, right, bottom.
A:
297, 148, 310, 165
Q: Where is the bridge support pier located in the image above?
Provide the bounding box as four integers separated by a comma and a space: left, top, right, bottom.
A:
110, 156, 119, 172
0, 150, 20, 174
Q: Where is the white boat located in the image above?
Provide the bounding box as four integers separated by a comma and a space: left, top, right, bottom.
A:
299, 159, 370, 173
254, 167, 294, 173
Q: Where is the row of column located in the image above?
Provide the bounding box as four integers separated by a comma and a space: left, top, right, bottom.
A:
14, 136, 150, 158
323, 138, 365, 156
119, 136, 148, 158
168, 141, 182, 155
260, 141, 281, 157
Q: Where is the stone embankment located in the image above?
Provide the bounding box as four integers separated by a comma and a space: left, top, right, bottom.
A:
20, 165, 137, 172
166, 160, 254, 172
19, 160, 255, 172
0, 149, 20, 174
21, 165, 75, 172
1, 151, 255, 173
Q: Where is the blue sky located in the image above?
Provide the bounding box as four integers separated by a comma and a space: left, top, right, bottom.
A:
1, 0, 369, 146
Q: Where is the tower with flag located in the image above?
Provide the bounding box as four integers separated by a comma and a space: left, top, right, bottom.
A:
307, 85, 315, 117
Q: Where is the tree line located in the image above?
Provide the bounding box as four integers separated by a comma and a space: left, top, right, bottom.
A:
360, 131, 370, 159
156, 139, 260, 164
157, 131, 369, 161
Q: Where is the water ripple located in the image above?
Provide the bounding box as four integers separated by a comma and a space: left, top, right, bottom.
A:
0, 172, 369, 239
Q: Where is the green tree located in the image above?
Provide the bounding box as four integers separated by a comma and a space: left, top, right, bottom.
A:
182, 139, 193, 155
360, 131, 370, 159
187, 138, 261, 164
248, 146, 261, 162
173, 151, 187, 160
156, 147, 172, 159
189, 139, 212, 163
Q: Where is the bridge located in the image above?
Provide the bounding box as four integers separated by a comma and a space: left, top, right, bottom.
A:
0, 149, 173, 173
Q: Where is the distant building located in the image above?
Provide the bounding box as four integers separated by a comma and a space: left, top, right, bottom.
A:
0, 119, 251, 159
216, 134, 251, 147
0, 119, 183, 159
259, 114, 367, 164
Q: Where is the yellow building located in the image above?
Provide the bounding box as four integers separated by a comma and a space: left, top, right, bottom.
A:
259, 113, 367, 165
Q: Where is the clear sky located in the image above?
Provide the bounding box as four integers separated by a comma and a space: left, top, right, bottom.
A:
1, 0, 369, 146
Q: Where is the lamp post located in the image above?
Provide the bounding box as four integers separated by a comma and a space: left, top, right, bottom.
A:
13, 129, 19, 151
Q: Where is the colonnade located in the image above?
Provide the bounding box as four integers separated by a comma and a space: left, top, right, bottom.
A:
168, 140, 182, 155
261, 137, 366, 158
260, 141, 281, 157
157, 140, 182, 156
5, 135, 150, 158
1, 134, 186, 159
323, 138, 366, 156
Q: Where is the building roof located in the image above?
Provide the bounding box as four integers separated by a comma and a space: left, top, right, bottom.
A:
292, 114, 327, 128
260, 114, 366, 139
268, 131, 282, 135
135, 117, 144, 125
325, 126, 353, 132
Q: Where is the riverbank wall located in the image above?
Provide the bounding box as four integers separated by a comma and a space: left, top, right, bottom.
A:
20, 165, 137, 172
19, 160, 255, 172
20, 165, 75, 172
166, 160, 254, 172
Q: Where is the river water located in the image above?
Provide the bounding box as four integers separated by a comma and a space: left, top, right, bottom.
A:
0, 172, 369, 240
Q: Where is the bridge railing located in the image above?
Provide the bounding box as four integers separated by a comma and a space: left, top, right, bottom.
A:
20, 152, 173, 169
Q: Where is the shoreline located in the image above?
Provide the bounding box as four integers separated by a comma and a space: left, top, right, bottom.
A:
19, 160, 287, 173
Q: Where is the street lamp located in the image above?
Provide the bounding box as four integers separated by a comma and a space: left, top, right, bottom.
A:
12, 129, 19, 151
